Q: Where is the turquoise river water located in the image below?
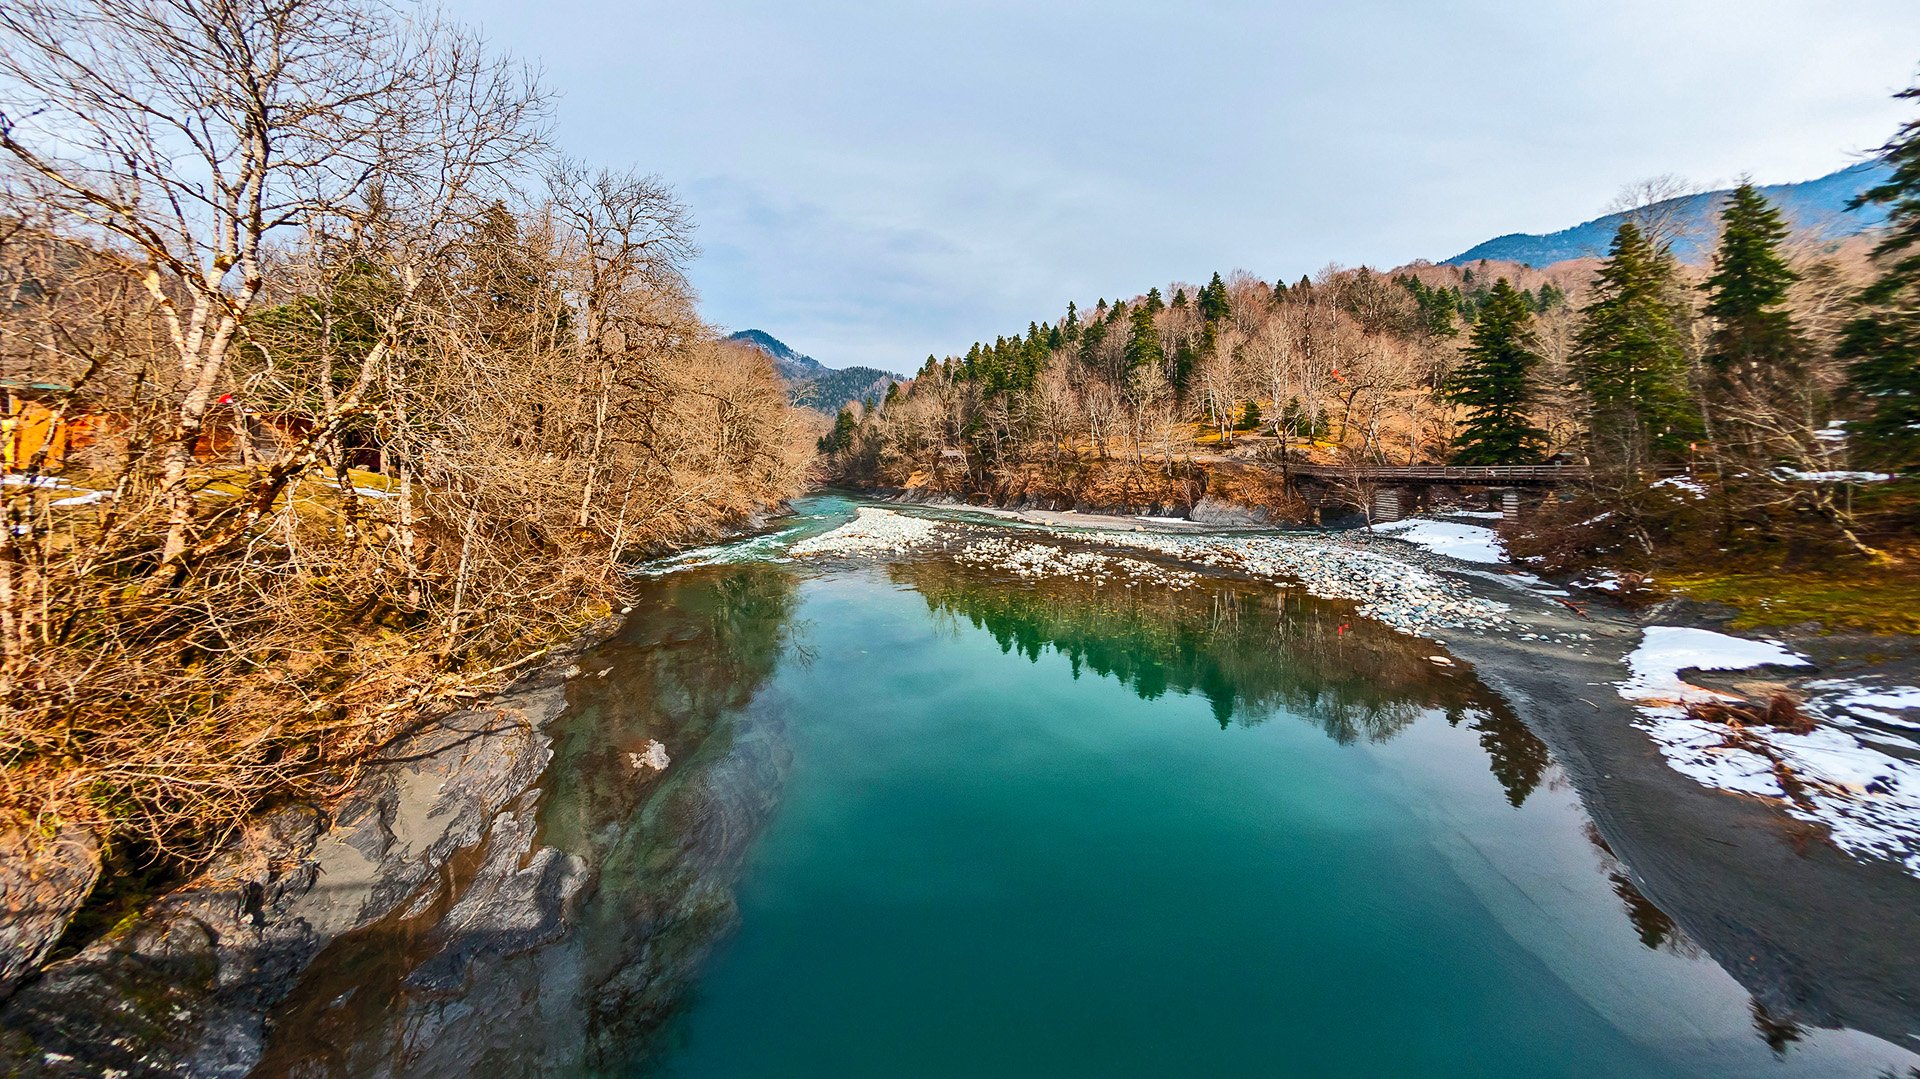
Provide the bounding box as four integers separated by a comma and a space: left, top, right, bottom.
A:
233, 494, 1915, 1078
520, 495, 1914, 1079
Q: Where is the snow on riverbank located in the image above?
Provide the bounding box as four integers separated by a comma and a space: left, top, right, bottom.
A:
1368, 519, 1506, 563
1620, 627, 1807, 703
1619, 627, 1920, 876
789, 506, 943, 556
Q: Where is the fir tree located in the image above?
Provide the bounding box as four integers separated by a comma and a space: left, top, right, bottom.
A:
1571, 222, 1700, 469
1839, 83, 1920, 468
1698, 182, 1805, 456
1172, 288, 1188, 309
818, 407, 857, 455
1447, 280, 1547, 464
1199, 272, 1232, 322
1124, 303, 1161, 380
1702, 184, 1801, 374
1239, 399, 1263, 431
1145, 287, 1164, 313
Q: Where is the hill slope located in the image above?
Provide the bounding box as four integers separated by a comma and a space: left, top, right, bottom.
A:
727, 329, 904, 414
1444, 160, 1892, 267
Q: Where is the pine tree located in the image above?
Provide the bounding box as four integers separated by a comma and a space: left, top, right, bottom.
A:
1124, 303, 1161, 377
818, 407, 857, 455
1572, 222, 1700, 470
1199, 272, 1231, 322
1702, 184, 1802, 377
1698, 182, 1805, 458
1447, 280, 1547, 464
1839, 83, 1920, 468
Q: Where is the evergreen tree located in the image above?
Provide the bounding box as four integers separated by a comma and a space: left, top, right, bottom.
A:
1199, 272, 1232, 322
1571, 222, 1699, 469
1172, 288, 1188, 309
1702, 184, 1801, 374
1145, 287, 1164, 313
1698, 182, 1805, 456
818, 407, 857, 455
1839, 83, 1920, 468
1447, 280, 1547, 464
1124, 303, 1161, 380
1239, 399, 1263, 431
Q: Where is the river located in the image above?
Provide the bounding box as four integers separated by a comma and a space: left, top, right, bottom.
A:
258, 494, 1920, 1077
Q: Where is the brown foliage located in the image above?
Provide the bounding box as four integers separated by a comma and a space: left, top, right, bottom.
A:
0, 3, 807, 863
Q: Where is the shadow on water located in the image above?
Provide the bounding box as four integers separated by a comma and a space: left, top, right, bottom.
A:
247, 563, 804, 1079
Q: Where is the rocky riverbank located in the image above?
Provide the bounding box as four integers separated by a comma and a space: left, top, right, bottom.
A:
0, 566, 796, 1079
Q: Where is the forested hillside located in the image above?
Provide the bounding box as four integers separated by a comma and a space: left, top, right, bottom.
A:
821, 131, 1920, 582
728, 329, 904, 413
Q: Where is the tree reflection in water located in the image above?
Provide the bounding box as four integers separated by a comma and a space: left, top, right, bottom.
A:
889, 560, 1551, 807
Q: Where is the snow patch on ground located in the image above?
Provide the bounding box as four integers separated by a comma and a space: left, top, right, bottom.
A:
1621, 628, 1920, 876
1619, 627, 1808, 704
1775, 469, 1893, 483
1368, 519, 1506, 563
1651, 476, 1707, 496
789, 507, 943, 556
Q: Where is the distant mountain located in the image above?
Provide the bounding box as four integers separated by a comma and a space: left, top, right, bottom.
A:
727, 329, 904, 414
1443, 160, 1893, 267
727, 329, 825, 381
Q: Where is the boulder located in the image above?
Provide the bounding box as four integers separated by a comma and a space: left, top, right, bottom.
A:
0, 825, 100, 1001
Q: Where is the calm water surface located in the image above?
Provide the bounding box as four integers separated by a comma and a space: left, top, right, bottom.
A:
571, 498, 1915, 1078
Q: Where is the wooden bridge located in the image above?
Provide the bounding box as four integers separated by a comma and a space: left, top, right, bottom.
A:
1284, 463, 1587, 487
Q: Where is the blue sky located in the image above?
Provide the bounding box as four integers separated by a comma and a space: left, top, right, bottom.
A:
453, 0, 1920, 370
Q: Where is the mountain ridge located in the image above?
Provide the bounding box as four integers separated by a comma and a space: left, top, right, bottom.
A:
727, 329, 904, 414
1443, 160, 1893, 267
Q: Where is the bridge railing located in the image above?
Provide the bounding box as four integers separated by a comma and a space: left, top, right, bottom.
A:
1283, 464, 1589, 484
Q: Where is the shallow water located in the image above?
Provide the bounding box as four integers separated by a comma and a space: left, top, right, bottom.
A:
589, 499, 1918, 1078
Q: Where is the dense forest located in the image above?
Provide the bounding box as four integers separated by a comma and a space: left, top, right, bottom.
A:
820, 99, 1920, 577
0, 0, 809, 864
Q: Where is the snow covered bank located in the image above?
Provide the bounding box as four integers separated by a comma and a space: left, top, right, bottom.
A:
1619, 627, 1920, 876
1369, 518, 1506, 563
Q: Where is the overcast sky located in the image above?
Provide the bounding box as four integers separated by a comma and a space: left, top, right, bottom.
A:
451, 0, 1920, 370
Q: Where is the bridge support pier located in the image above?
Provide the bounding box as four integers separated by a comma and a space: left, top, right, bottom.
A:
1372, 488, 1404, 523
